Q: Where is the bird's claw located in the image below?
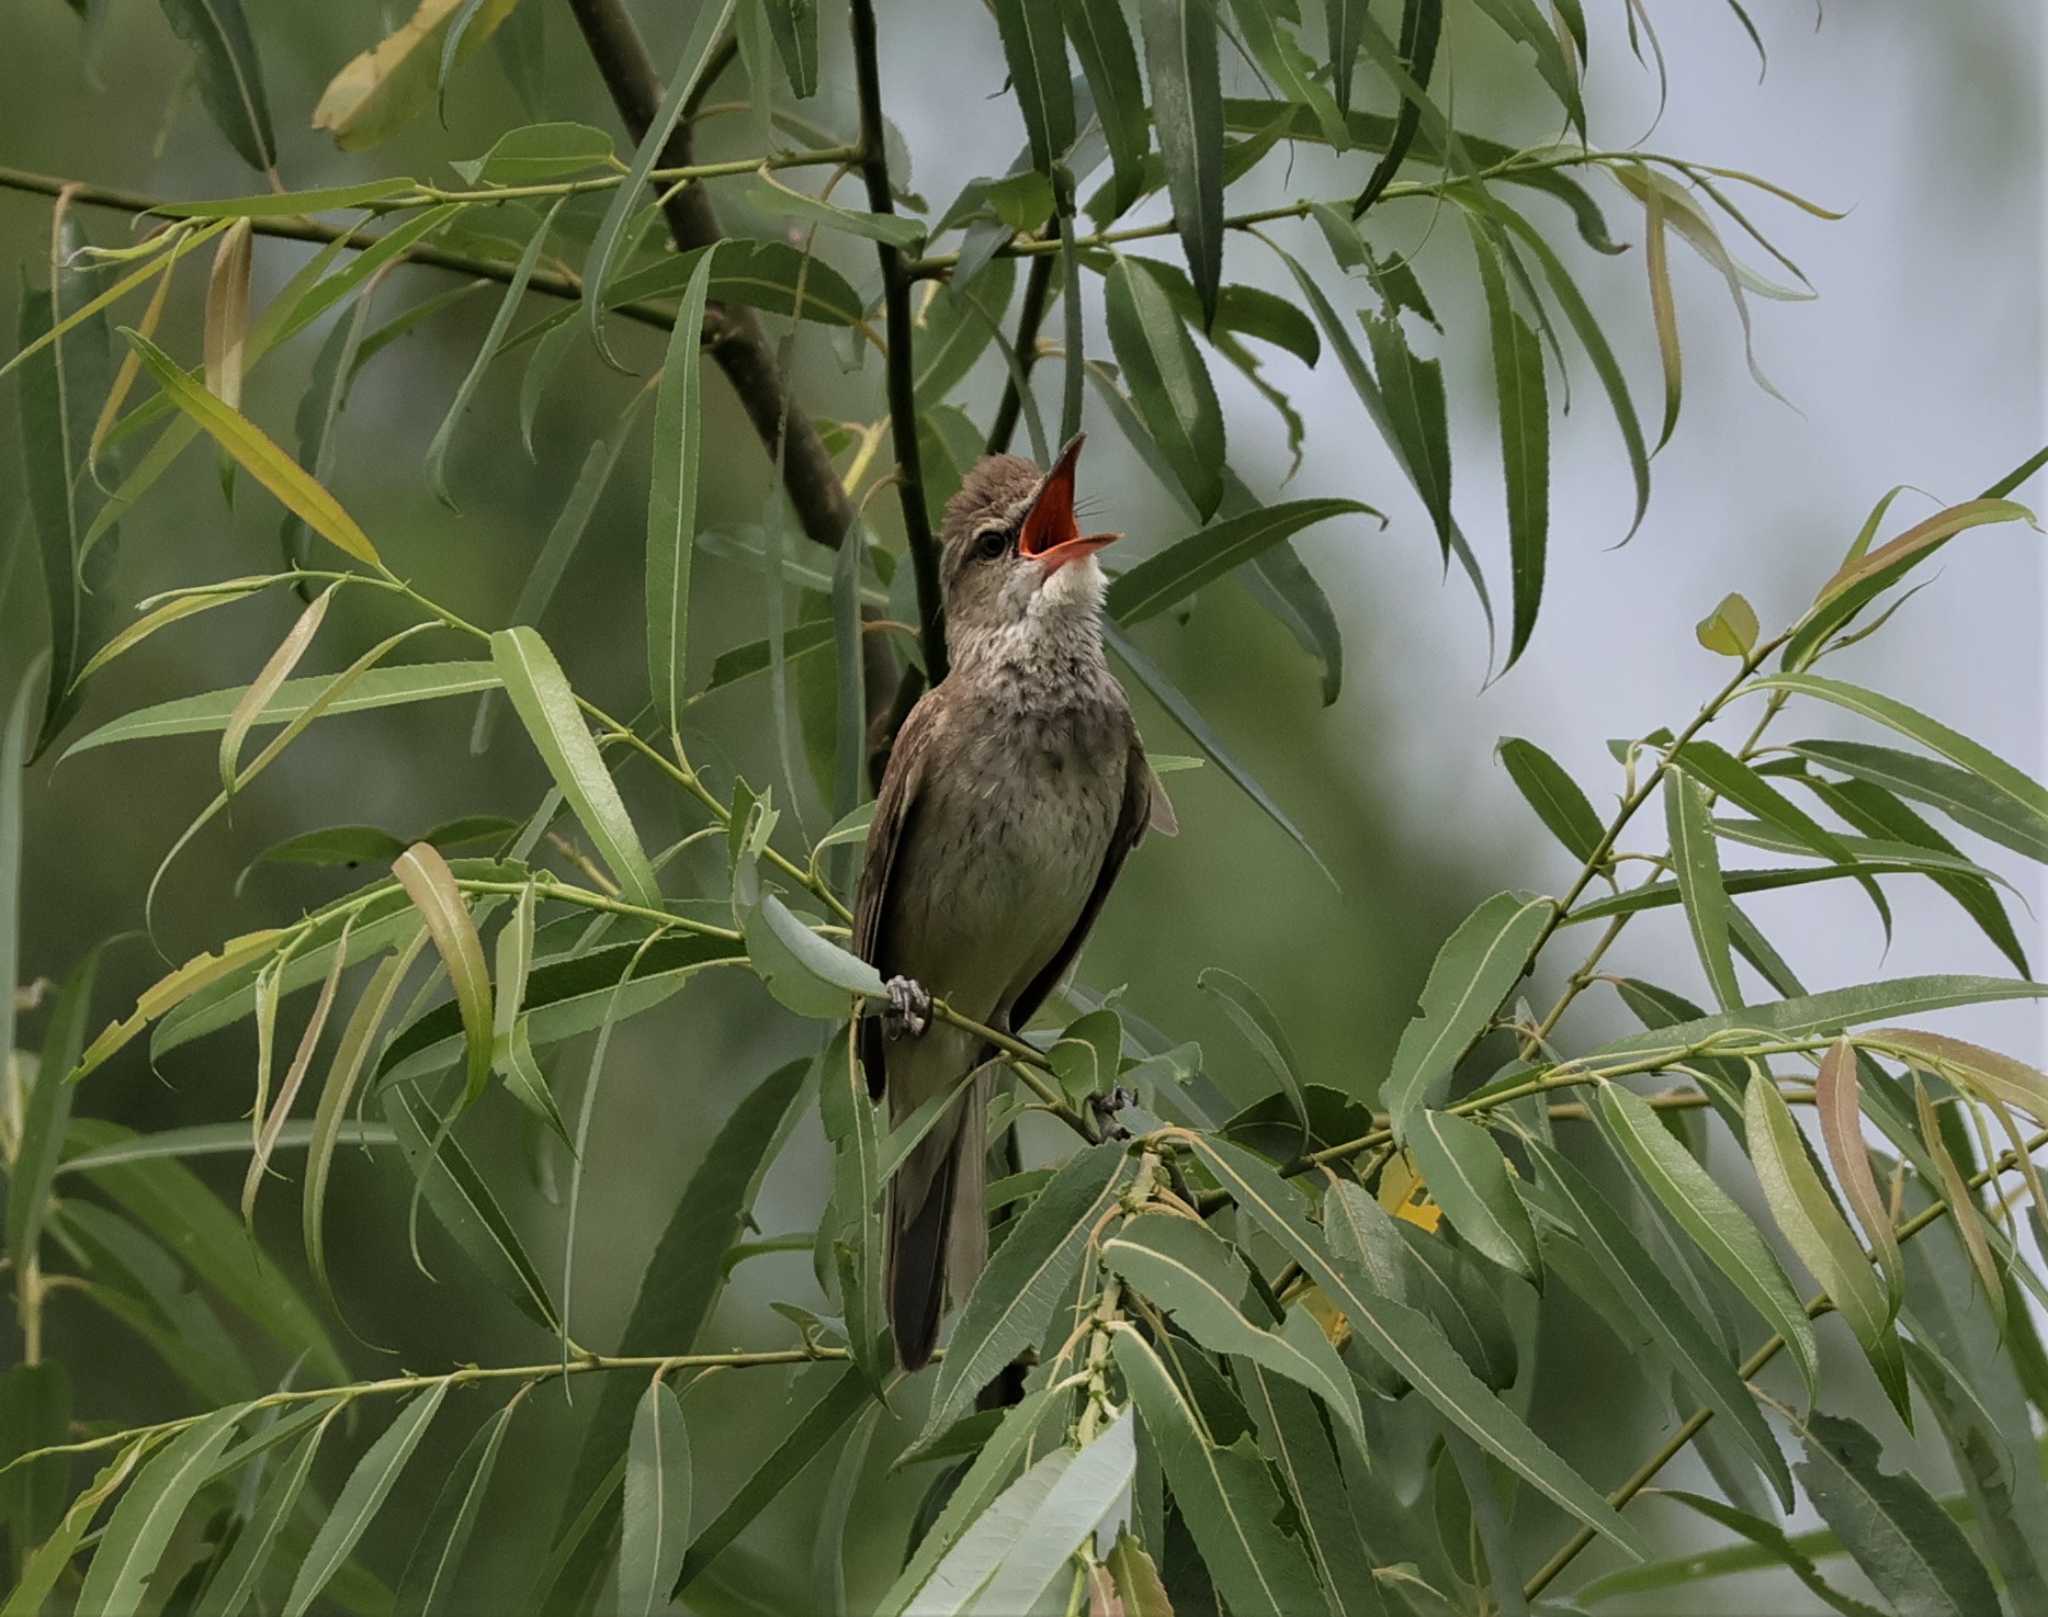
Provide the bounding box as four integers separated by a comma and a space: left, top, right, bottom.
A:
1090, 1085, 1137, 1139
883, 975, 932, 1041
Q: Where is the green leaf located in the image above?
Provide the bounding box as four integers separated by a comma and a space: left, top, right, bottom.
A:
562, 1056, 813, 1543
914, 258, 1019, 407
1665, 768, 1742, 1010
63, 1117, 346, 1377
1104, 256, 1225, 519
680, 1364, 874, 1595
284, 1382, 451, 1617
1113, 1330, 1343, 1616
1383, 892, 1553, 1124
1593, 1081, 1818, 1406
392, 1391, 518, 1617
75, 1402, 247, 1617
648, 243, 720, 737
64, 661, 500, 758
993, 0, 1075, 175
621, 1376, 692, 1617
1467, 0, 1583, 134
382, 1079, 561, 1331
1468, 219, 1550, 668
1496, 736, 1603, 861
1184, 1133, 1650, 1557
1104, 1213, 1363, 1441
1406, 1110, 1541, 1282
1357, 309, 1453, 566
393, 843, 493, 1105
1792, 738, 2048, 865
762, 0, 819, 96
947, 1415, 1137, 1615
491, 627, 661, 908
1195, 967, 1313, 1147
1754, 674, 2048, 851
159, 0, 276, 170
1578, 1489, 1889, 1616
1745, 1077, 1911, 1423
1059, 0, 1148, 217
1525, 1136, 1793, 1507
1269, 240, 1496, 653
1228, 0, 1347, 149
1138, 0, 1225, 325
744, 177, 926, 250
1696, 591, 1761, 656
922, 1142, 1137, 1442
424, 196, 562, 508
1245, 538, 1345, 705
197, 1409, 338, 1617
7, 942, 107, 1295
572, 238, 867, 329
1108, 498, 1376, 626
1351, 0, 1439, 211
581, 0, 739, 364
1794, 1411, 1998, 1617
1235, 1363, 1384, 1617
451, 120, 613, 183
57, 1119, 391, 1175
1911, 1078, 2006, 1334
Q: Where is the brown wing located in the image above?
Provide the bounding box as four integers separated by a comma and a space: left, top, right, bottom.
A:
1008, 736, 1154, 1034
854, 692, 943, 1097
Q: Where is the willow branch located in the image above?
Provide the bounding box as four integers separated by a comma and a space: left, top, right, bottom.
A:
0, 1342, 854, 1477
848, 0, 945, 682
561, 0, 857, 559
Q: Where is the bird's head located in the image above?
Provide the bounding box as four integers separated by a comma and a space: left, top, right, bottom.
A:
936, 436, 1121, 666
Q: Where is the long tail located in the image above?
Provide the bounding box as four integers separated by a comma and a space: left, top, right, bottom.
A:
886, 1074, 989, 1370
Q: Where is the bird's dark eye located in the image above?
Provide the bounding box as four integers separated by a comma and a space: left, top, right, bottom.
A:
974, 528, 1009, 562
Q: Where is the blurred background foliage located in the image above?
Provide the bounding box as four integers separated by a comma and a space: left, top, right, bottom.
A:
0, 1, 2041, 1613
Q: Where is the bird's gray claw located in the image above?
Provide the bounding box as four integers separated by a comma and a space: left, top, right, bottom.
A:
1090, 1086, 1137, 1138
883, 975, 932, 1040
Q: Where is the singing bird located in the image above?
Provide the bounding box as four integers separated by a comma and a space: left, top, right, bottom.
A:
855, 436, 1174, 1370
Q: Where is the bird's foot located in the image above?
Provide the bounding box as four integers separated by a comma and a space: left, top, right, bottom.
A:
883, 975, 932, 1040
1090, 1085, 1137, 1139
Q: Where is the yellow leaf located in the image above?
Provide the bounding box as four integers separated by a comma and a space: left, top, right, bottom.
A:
1377, 1150, 1445, 1233
312, 0, 522, 151
72, 928, 286, 1083
1298, 1285, 1352, 1352
1695, 591, 1759, 657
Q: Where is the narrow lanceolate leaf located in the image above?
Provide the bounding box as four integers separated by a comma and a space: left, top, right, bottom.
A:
72, 928, 287, 1083
75, 1403, 248, 1617
1114, 1330, 1329, 1617
1406, 1110, 1541, 1282
950, 1415, 1137, 1616
1352, 0, 1440, 212
1912, 1079, 2006, 1335
425, 195, 564, 508
1864, 1028, 2048, 1134
160, 0, 277, 169
122, 329, 382, 565
1235, 1366, 1381, 1617
1594, 1082, 1819, 1407
392, 1391, 520, 1617
621, 1376, 691, 1617
1794, 1411, 1999, 1617
91, 237, 189, 470
1326, 0, 1369, 117
196, 1410, 338, 1617
1643, 187, 1683, 450
1196, 967, 1314, 1148
1497, 736, 1603, 861
1108, 498, 1377, 626
1229, 0, 1346, 148
923, 1142, 1137, 1442
394, 842, 494, 1104
202, 218, 252, 409
762, 0, 818, 96
648, 244, 719, 737
993, 0, 1075, 175
1104, 257, 1225, 519
7, 941, 106, 1285
1138, 0, 1225, 325
305, 938, 429, 1323
1103, 1213, 1364, 1443
312, 0, 518, 149
74, 575, 278, 690
221, 584, 334, 802
1665, 769, 1742, 1011
284, 1382, 452, 1617
242, 931, 348, 1229
1755, 675, 2048, 855
1816, 1040, 1904, 1312
1059, 0, 1147, 217
491, 627, 661, 908
581, 0, 740, 364
1745, 1076, 1911, 1424
1383, 892, 1554, 1125
1182, 1133, 1651, 1558
1526, 1137, 1793, 1507
1469, 220, 1549, 668
1358, 308, 1452, 563
1792, 738, 2048, 865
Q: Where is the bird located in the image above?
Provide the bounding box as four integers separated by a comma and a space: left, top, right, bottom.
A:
853, 434, 1175, 1371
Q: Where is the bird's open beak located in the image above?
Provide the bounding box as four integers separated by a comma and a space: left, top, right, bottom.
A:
1018, 434, 1121, 577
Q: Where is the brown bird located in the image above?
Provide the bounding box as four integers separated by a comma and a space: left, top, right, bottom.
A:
854, 436, 1174, 1370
